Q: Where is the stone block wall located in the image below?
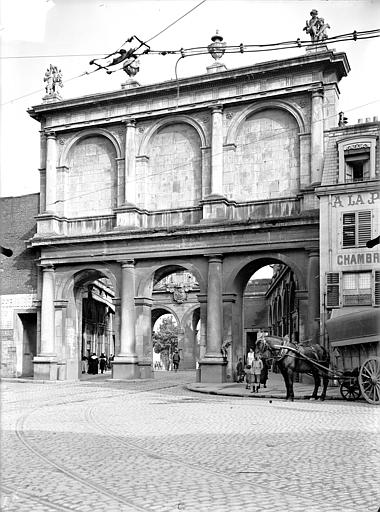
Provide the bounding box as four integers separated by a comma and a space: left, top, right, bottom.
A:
66, 136, 116, 217
137, 123, 202, 210
224, 109, 300, 201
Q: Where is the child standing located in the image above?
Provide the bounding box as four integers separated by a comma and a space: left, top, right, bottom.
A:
251, 354, 263, 393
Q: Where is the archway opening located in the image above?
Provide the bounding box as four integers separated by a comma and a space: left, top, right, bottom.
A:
242, 261, 299, 364
71, 270, 116, 379
151, 268, 201, 371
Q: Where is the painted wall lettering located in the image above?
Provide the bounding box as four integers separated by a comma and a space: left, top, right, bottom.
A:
337, 252, 380, 265
332, 192, 379, 207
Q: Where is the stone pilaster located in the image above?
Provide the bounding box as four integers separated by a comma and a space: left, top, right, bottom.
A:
33, 265, 57, 380
45, 132, 57, 213
307, 249, 320, 344
199, 255, 227, 383
124, 119, 137, 206
310, 89, 324, 185
210, 105, 224, 196
112, 260, 139, 379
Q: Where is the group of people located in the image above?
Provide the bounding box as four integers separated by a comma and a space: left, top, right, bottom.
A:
236, 347, 269, 393
81, 353, 114, 375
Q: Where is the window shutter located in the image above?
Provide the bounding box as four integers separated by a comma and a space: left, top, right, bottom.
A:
326, 272, 340, 307
358, 211, 372, 246
375, 271, 380, 306
343, 213, 356, 247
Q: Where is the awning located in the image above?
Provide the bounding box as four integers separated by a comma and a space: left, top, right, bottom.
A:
326, 308, 380, 347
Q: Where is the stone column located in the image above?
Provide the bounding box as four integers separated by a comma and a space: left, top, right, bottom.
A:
124, 120, 137, 205
307, 249, 320, 344
210, 105, 224, 196
199, 255, 227, 383
112, 260, 139, 379
310, 89, 324, 185
45, 132, 57, 213
33, 265, 57, 380
135, 297, 153, 379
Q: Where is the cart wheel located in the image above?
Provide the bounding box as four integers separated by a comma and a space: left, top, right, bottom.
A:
359, 357, 380, 405
340, 380, 361, 401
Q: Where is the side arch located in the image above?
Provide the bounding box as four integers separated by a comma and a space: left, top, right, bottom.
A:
225, 253, 306, 295
225, 99, 306, 145
57, 265, 119, 302
138, 115, 207, 156
137, 262, 206, 298
59, 128, 122, 166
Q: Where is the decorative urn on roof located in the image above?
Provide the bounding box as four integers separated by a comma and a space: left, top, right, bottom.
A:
206, 30, 227, 74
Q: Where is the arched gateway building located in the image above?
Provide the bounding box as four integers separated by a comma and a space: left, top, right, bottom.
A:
24, 47, 351, 383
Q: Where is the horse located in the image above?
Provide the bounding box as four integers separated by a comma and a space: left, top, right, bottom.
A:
255, 335, 330, 401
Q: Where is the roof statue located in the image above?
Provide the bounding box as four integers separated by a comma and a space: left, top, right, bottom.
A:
303, 9, 330, 43
207, 30, 226, 62
43, 64, 63, 96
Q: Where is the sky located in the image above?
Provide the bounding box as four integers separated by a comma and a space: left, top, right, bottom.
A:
1, 0, 379, 197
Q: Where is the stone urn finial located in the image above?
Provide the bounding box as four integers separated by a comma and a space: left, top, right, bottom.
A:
208, 30, 226, 62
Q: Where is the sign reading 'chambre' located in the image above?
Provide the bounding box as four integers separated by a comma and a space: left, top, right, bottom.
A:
337, 253, 380, 265
332, 192, 379, 208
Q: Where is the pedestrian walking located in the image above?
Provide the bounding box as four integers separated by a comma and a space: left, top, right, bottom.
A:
236, 358, 245, 383
251, 354, 263, 393
99, 353, 107, 374
172, 350, 180, 372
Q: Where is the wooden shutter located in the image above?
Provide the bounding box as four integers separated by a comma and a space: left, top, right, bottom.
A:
375, 271, 380, 307
358, 211, 372, 246
342, 213, 356, 247
326, 272, 340, 307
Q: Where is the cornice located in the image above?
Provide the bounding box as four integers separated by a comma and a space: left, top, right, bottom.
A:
28, 50, 349, 122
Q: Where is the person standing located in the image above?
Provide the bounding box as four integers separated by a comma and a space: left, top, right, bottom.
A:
247, 347, 255, 368
99, 353, 107, 374
251, 354, 263, 393
89, 353, 99, 375
81, 356, 88, 374
172, 350, 180, 372
236, 358, 245, 383
260, 357, 269, 388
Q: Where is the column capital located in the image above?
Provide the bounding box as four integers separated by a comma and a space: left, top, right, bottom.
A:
39, 263, 55, 271
310, 88, 324, 99
119, 259, 135, 268
210, 104, 223, 113
45, 131, 56, 139
123, 118, 136, 128
205, 253, 223, 263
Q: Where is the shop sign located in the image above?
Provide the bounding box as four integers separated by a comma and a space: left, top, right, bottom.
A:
337, 252, 380, 265
332, 192, 379, 208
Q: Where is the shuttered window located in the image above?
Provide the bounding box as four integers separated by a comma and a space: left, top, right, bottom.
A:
326, 272, 340, 307
342, 211, 371, 247
342, 272, 372, 306
375, 271, 380, 307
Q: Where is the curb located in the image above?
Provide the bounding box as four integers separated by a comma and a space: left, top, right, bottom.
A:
186, 384, 344, 401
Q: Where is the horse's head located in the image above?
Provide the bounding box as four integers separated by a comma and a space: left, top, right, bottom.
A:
255, 337, 267, 355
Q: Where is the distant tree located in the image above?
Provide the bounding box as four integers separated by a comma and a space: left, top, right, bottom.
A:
152, 316, 179, 369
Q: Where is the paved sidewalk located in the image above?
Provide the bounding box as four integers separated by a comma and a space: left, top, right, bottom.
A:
187, 371, 345, 400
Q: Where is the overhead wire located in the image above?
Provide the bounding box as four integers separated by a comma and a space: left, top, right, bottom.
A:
1, 28, 379, 106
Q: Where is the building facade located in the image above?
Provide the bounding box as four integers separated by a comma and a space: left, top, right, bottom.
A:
317, 118, 380, 370
3, 46, 361, 382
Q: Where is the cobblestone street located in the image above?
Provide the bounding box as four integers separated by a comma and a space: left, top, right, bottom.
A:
1, 371, 379, 512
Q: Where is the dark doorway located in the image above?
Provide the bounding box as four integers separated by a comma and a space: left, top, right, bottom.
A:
19, 313, 37, 377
